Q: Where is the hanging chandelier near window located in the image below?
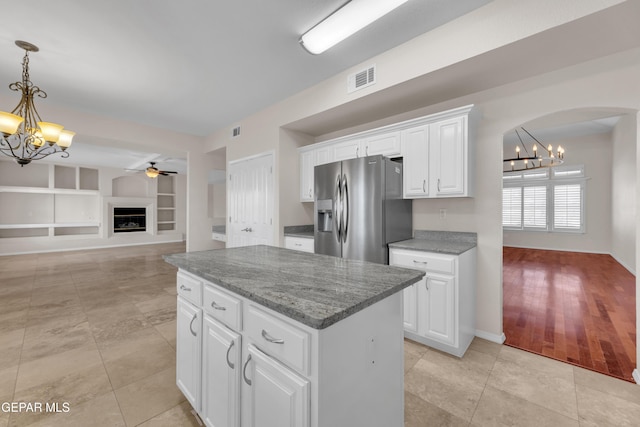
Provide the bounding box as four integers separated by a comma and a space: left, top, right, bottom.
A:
504, 127, 564, 173
0, 41, 74, 167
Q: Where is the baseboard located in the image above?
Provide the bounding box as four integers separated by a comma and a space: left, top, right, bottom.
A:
633, 369, 640, 385
475, 330, 506, 344
610, 253, 636, 276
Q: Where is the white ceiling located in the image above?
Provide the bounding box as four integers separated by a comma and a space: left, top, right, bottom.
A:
1, 1, 638, 173
0, 0, 491, 137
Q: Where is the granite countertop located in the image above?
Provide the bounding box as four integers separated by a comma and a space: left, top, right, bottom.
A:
283, 225, 314, 239
212, 225, 226, 235
389, 230, 477, 255
164, 245, 424, 330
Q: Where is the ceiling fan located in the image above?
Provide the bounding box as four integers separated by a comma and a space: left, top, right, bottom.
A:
127, 162, 178, 178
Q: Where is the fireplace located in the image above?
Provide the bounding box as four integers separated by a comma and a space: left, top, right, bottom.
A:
113, 207, 146, 233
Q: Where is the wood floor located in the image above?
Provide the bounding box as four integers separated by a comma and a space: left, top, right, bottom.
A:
503, 247, 636, 382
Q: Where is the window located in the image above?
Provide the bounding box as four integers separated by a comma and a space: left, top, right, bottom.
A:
502, 165, 586, 233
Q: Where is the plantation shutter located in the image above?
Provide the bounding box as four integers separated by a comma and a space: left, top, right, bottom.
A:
523, 186, 547, 228
502, 187, 522, 228
554, 184, 582, 229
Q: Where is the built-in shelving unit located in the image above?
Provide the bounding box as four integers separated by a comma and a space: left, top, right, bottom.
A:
0, 162, 101, 239
157, 174, 176, 232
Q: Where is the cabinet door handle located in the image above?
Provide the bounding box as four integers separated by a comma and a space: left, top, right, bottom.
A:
308, 189, 312, 198
413, 260, 428, 265
422, 179, 426, 193
211, 301, 227, 311
189, 313, 197, 337
437, 178, 441, 192
226, 340, 235, 369
241, 227, 253, 232
261, 329, 285, 344
366, 146, 369, 156
243, 354, 252, 386
294, 243, 302, 246
180, 284, 191, 291
426, 278, 430, 291
356, 147, 359, 157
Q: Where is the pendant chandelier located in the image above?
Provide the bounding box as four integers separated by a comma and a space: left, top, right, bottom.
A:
0, 41, 74, 167
504, 127, 564, 173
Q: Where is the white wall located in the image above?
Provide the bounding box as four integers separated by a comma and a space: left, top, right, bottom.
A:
503, 132, 614, 253
612, 115, 637, 273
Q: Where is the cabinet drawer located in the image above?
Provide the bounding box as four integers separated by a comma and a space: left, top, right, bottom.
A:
284, 236, 314, 253
177, 271, 202, 306
245, 305, 310, 375
203, 283, 242, 330
390, 249, 455, 275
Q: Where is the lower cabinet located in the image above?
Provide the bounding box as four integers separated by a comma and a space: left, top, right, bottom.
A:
390, 247, 476, 357
243, 344, 310, 427
176, 296, 202, 411
174, 269, 404, 427
202, 316, 241, 427
283, 236, 314, 253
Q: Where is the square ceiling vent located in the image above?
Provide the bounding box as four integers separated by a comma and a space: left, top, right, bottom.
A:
347, 65, 376, 93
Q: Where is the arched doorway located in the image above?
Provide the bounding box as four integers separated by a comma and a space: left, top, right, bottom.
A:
501, 108, 637, 382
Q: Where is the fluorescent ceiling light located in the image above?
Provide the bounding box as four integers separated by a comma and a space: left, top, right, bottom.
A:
300, 0, 409, 55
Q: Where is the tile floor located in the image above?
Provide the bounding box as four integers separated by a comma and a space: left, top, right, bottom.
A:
1, 243, 639, 426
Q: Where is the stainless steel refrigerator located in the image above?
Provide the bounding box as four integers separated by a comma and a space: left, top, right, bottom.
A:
314, 155, 412, 264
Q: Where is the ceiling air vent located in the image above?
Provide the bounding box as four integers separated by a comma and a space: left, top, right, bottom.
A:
347, 65, 376, 93
232, 126, 241, 138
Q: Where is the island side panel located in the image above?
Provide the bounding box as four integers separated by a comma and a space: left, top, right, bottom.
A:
314, 291, 404, 427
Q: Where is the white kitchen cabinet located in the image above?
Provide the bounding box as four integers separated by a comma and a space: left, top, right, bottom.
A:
299, 145, 335, 202
402, 106, 474, 198
390, 247, 476, 357
202, 316, 241, 427
298, 105, 474, 203
402, 284, 418, 333
177, 296, 202, 411
174, 268, 405, 427
423, 274, 455, 345
363, 131, 401, 157
401, 125, 430, 198
243, 344, 310, 427
299, 150, 315, 202
430, 115, 467, 196
284, 236, 314, 253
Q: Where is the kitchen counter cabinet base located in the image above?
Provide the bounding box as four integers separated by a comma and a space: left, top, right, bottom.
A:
175, 268, 405, 427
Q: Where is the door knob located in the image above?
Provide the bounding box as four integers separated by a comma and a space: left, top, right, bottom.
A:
241, 227, 253, 232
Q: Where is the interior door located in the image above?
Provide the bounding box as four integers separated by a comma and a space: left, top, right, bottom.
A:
227, 153, 274, 248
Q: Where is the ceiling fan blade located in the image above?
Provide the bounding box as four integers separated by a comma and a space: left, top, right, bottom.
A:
160, 170, 178, 174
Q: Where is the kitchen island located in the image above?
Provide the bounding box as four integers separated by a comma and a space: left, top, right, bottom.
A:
164, 245, 424, 427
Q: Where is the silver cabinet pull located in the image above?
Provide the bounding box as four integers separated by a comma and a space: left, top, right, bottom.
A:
308, 188, 312, 198
356, 147, 359, 157
261, 329, 284, 344
422, 179, 426, 193
365, 146, 369, 156
413, 260, 428, 265
241, 227, 253, 232
426, 278, 430, 291
211, 301, 227, 311
180, 284, 191, 291
243, 354, 252, 386
437, 178, 441, 192
226, 340, 235, 369
189, 313, 197, 337
294, 243, 302, 246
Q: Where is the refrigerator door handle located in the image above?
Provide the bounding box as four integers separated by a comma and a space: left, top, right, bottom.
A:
342, 175, 349, 243
335, 174, 342, 243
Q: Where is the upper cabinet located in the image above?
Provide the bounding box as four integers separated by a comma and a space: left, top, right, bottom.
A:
403, 107, 474, 198
298, 104, 475, 202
